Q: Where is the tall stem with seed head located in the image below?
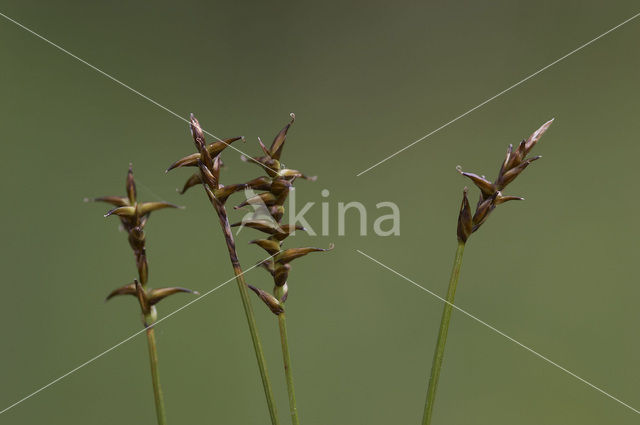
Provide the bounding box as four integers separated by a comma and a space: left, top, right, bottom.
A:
210, 197, 280, 425
145, 325, 167, 425
168, 114, 280, 424
275, 286, 300, 425
420, 119, 552, 424
93, 165, 197, 425
422, 241, 465, 425
231, 114, 332, 425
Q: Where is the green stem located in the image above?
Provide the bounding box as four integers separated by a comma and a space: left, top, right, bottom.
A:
422, 241, 466, 425
145, 326, 167, 425
276, 286, 300, 425
211, 200, 280, 425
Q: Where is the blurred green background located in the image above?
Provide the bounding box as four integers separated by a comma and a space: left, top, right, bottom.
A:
1, 1, 640, 424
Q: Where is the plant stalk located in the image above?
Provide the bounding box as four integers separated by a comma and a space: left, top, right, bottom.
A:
275, 287, 300, 425
422, 240, 466, 425
145, 326, 167, 425
209, 198, 280, 425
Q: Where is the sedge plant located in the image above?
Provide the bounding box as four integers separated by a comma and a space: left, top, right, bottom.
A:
421, 119, 554, 425
88, 165, 198, 425
232, 114, 333, 425
166, 115, 280, 424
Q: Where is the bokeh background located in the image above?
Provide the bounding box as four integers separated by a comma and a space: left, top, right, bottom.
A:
1, 1, 640, 424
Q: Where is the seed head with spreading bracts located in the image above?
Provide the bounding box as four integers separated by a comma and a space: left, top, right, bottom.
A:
232, 114, 333, 315
456, 119, 554, 243
88, 165, 197, 325
165, 115, 247, 204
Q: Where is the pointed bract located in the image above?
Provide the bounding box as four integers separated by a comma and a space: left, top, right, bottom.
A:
138, 201, 181, 216
457, 169, 496, 197
269, 113, 295, 160
91, 196, 129, 207
148, 287, 199, 305
250, 239, 282, 255
525, 118, 554, 153
457, 188, 472, 243
105, 206, 136, 218
105, 282, 137, 301
248, 284, 284, 315
276, 244, 334, 265
178, 173, 202, 194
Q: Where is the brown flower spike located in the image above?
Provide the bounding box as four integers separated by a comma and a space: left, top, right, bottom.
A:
456, 119, 553, 242
234, 114, 333, 315
89, 165, 197, 325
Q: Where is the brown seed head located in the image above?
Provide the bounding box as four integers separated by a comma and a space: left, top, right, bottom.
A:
456, 119, 553, 241
89, 165, 181, 285
238, 115, 333, 312
168, 114, 245, 205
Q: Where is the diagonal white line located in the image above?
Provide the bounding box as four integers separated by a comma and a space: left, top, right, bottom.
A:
0, 252, 279, 416
356, 249, 640, 415
0, 11, 278, 174
356, 11, 640, 177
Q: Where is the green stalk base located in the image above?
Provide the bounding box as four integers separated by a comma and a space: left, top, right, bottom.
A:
146, 327, 167, 425
422, 241, 466, 425
278, 310, 300, 425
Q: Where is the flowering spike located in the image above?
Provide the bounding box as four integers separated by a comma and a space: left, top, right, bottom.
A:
231, 114, 332, 310
456, 120, 552, 239
91, 165, 183, 288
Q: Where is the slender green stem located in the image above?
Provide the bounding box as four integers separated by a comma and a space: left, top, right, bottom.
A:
275, 286, 300, 425
422, 241, 466, 425
145, 326, 167, 425
211, 200, 280, 425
